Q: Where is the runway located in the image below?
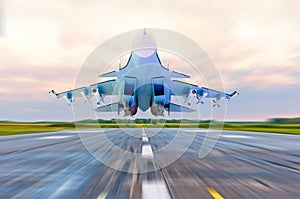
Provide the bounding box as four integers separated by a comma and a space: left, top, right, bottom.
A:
0, 128, 300, 199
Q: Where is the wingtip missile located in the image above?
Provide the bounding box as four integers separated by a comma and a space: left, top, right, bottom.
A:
49, 90, 58, 97
229, 91, 239, 97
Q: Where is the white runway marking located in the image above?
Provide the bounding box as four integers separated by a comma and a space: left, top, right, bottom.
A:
142, 181, 171, 199
142, 144, 154, 158
141, 128, 170, 198
142, 128, 153, 158
221, 135, 251, 138
142, 136, 149, 142
36, 136, 71, 140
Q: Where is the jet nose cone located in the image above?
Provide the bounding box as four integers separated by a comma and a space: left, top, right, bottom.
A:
132, 29, 156, 57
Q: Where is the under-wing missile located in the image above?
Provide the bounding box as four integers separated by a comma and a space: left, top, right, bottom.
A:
66, 92, 73, 103
183, 92, 192, 106
192, 89, 208, 104
50, 89, 72, 105
92, 88, 104, 105
80, 87, 91, 103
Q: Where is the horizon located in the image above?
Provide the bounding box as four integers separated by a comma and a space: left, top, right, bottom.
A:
2, 116, 300, 123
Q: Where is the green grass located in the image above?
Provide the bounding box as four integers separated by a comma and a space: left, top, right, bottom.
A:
222, 123, 300, 135
0, 122, 73, 136
0, 121, 299, 136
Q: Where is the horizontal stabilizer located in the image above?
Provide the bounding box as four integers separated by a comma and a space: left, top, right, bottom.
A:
167, 103, 195, 112
95, 102, 121, 112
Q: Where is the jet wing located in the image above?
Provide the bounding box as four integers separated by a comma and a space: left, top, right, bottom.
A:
50, 79, 116, 102
90, 80, 117, 95
170, 80, 197, 96
192, 86, 239, 100
170, 80, 238, 105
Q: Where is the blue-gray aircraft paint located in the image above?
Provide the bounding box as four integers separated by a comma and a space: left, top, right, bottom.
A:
50, 30, 238, 116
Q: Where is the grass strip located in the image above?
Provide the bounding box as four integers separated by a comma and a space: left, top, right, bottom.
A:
0, 122, 299, 136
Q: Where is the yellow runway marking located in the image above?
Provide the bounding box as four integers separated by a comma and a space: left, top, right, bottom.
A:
97, 192, 107, 199
207, 187, 224, 199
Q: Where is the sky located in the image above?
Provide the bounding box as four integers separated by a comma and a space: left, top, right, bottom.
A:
0, 0, 299, 121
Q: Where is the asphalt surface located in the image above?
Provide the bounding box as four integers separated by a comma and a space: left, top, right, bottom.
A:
0, 128, 300, 199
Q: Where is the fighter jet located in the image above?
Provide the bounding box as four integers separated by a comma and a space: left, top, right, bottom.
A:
50, 30, 239, 116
